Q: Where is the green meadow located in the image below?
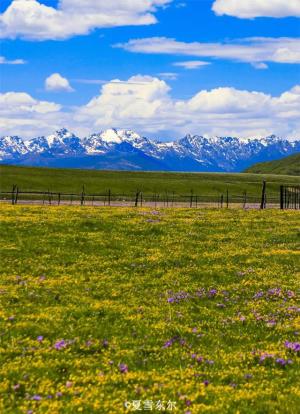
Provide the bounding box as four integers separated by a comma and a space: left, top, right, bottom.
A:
1, 164, 300, 198
0, 205, 299, 413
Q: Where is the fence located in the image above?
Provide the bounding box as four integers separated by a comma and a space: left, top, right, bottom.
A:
280, 185, 300, 210
2, 181, 299, 210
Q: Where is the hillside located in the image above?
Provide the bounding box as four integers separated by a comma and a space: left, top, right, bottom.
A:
245, 153, 300, 176
1, 164, 300, 199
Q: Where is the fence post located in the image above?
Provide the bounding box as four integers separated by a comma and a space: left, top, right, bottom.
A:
190, 190, 193, 208
280, 186, 284, 210
11, 184, 16, 205
135, 191, 139, 207
226, 189, 229, 208
48, 190, 51, 205
260, 181, 266, 210
81, 185, 85, 206
220, 194, 224, 208
140, 192, 143, 207
58, 193, 61, 206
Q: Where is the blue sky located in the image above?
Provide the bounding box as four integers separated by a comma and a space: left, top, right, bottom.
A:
0, 0, 300, 139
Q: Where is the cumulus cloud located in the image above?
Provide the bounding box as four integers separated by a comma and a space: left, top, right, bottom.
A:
0, 91, 63, 137
73, 76, 300, 138
0, 55, 26, 64
45, 73, 74, 92
173, 60, 211, 69
0, 0, 171, 40
212, 0, 300, 19
2, 77, 300, 139
116, 36, 300, 65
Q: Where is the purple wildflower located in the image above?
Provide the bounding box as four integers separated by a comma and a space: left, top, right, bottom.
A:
32, 395, 42, 401
54, 340, 67, 350
203, 380, 209, 386
102, 339, 109, 348
56, 392, 63, 397
162, 336, 180, 349
208, 289, 217, 298
13, 384, 20, 391
119, 363, 128, 374
284, 341, 300, 352
37, 336, 43, 342
259, 353, 274, 362
276, 358, 293, 366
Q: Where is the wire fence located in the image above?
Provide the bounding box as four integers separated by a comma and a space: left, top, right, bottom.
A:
2, 182, 299, 210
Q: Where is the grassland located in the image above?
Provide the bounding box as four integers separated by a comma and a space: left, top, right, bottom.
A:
0, 205, 299, 413
245, 153, 300, 176
1, 164, 300, 199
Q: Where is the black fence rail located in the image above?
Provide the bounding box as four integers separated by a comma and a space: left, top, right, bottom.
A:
280, 185, 300, 210
2, 181, 298, 210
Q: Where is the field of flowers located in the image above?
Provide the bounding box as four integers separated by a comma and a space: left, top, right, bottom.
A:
0, 205, 299, 413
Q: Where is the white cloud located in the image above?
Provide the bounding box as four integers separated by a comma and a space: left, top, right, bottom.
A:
251, 62, 268, 70
157, 72, 178, 80
116, 36, 300, 65
2, 78, 300, 139
45, 73, 74, 92
74, 76, 300, 139
0, 0, 171, 41
0, 92, 64, 137
0, 55, 26, 64
173, 60, 211, 69
212, 0, 300, 18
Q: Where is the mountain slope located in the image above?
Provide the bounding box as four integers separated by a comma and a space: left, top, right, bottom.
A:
244, 153, 300, 176
1, 128, 300, 173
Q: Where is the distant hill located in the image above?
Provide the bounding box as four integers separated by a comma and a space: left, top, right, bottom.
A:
244, 153, 300, 176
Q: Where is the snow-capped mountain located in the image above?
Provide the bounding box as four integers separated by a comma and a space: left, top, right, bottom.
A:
1, 128, 299, 172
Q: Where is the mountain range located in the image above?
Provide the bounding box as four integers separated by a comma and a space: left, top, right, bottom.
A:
1, 128, 299, 172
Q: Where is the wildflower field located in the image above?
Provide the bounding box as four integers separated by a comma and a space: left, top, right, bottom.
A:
0, 205, 299, 413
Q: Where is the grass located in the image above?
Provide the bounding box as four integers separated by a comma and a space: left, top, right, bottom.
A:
245, 153, 300, 176
0, 205, 299, 413
1, 164, 300, 199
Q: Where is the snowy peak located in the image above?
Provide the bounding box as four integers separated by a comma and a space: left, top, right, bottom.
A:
0, 135, 28, 160
0, 129, 299, 172
83, 128, 154, 155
